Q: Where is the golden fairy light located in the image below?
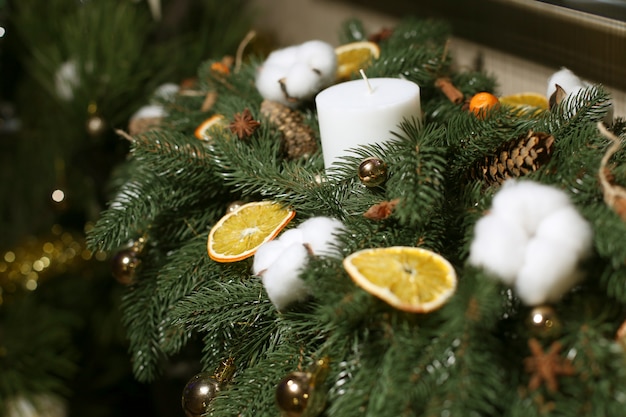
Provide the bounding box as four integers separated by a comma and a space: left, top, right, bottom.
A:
0, 224, 107, 305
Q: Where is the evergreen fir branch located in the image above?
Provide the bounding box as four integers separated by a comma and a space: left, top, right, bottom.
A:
129, 130, 216, 176
384, 120, 448, 229
153, 237, 217, 356
199, 55, 265, 107
87, 176, 160, 251
119, 264, 166, 382
169, 272, 281, 370
445, 110, 538, 178
361, 322, 435, 416
128, 130, 231, 206
208, 346, 305, 417
0, 297, 81, 404
555, 322, 626, 415
208, 125, 325, 207
87, 165, 222, 252
366, 44, 449, 88
543, 85, 613, 138
420, 270, 509, 417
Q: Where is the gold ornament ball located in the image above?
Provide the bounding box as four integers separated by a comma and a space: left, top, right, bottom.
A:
181, 372, 220, 417
275, 371, 312, 417
111, 248, 141, 285
358, 157, 388, 187
86, 115, 106, 136
227, 200, 245, 213
527, 305, 561, 339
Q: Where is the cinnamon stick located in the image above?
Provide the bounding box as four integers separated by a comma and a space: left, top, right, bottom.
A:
435, 77, 464, 104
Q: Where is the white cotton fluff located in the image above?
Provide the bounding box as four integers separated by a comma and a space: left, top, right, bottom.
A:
276, 228, 305, 246
469, 180, 593, 305
515, 239, 584, 305
253, 216, 345, 310
297, 216, 345, 256
252, 239, 288, 276
490, 180, 571, 235
534, 206, 594, 258
546, 67, 587, 99
259, 242, 310, 312
281, 63, 326, 100
254, 64, 289, 104
546, 67, 613, 124
153, 82, 180, 101
297, 40, 338, 81
130, 104, 167, 121
255, 40, 337, 106
468, 213, 529, 285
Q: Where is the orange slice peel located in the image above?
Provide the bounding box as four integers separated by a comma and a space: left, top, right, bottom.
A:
195, 114, 227, 141
343, 246, 457, 313
335, 41, 380, 80
207, 201, 295, 263
499, 92, 549, 116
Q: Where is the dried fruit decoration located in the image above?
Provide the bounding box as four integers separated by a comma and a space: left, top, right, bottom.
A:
207, 201, 295, 263
344, 246, 457, 313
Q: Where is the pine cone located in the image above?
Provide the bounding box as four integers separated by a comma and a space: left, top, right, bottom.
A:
469, 130, 555, 185
260, 99, 318, 160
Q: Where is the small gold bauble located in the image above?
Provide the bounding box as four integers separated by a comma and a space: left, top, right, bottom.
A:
358, 157, 388, 187
526, 305, 561, 339
86, 115, 106, 136
227, 200, 245, 213
275, 371, 312, 417
111, 248, 141, 285
181, 372, 220, 417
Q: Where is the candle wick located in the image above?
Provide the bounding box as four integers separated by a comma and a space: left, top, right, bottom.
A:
360, 69, 373, 94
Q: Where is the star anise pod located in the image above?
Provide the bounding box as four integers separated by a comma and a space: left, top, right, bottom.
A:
229, 108, 261, 140
524, 338, 576, 393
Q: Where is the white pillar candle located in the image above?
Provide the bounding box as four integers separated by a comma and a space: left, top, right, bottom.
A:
315, 77, 421, 169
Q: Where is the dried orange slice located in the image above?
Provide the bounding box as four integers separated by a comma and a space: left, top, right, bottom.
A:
335, 41, 380, 80
207, 201, 295, 262
343, 246, 457, 313
195, 114, 227, 141
499, 92, 548, 116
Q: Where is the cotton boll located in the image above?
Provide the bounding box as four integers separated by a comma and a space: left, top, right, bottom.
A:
491, 180, 571, 235
131, 104, 167, 121
469, 213, 529, 285
266, 45, 300, 68
278, 228, 305, 246
546, 68, 613, 123
298, 217, 345, 256
255, 40, 337, 106
255, 64, 290, 104
153, 83, 179, 101
534, 206, 593, 259
546, 67, 586, 99
252, 240, 287, 276
297, 40, 337, 82
515, 238, 584, 305
261, 242, 310, 310
282, 63, 325, 101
